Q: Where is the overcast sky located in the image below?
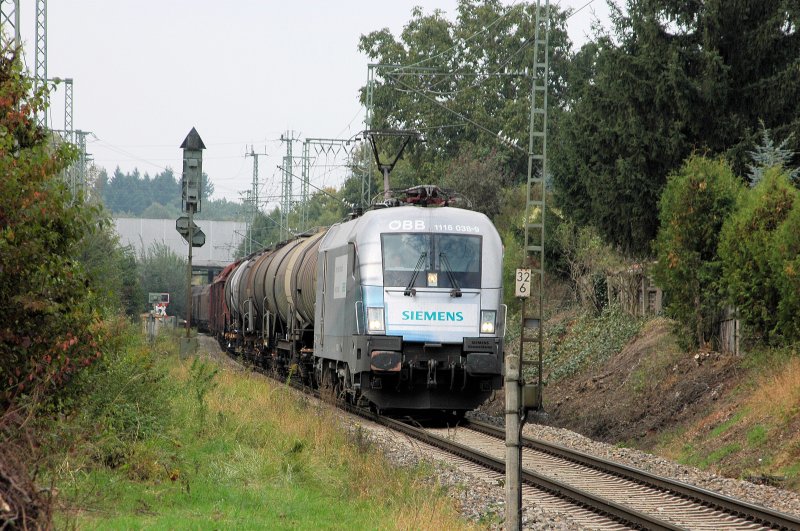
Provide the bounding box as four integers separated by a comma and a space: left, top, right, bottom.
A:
13, 1, 609, 204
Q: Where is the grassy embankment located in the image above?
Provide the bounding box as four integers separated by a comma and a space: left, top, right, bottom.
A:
656, 345, 800, 490
52, 327, 474, 529
537, 305, 800, 491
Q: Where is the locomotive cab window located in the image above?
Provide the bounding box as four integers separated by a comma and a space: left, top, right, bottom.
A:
382, 233, 481, 289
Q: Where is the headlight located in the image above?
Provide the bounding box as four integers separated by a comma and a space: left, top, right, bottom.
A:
480, 310, 496, 334
367, 307, 385, 333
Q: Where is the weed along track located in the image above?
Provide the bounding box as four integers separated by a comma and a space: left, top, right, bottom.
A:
214, 335, 800, 530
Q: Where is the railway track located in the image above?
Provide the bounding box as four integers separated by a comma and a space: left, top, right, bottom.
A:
466, 419, 800, 530
216, 342, 800, 530
376, 415, 800, 530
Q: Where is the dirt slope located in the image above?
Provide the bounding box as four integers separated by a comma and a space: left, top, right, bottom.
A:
541, 317, 743, 446
491, 315, 800, 492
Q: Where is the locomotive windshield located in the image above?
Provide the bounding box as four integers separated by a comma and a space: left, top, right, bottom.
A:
382, 233, 481, 289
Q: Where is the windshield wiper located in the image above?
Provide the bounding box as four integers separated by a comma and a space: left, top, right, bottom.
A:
439, 252, 462, 297
404, 252, 427, 296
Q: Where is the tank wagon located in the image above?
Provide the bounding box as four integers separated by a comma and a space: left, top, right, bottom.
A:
202, 196, 506, 415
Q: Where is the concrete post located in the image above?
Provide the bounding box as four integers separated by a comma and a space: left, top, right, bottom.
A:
505, 350, 522, 529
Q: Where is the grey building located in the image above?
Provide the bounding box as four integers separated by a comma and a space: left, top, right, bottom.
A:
113, 217, 246, 269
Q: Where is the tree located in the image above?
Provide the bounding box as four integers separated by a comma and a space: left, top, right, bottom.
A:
718, 167, 798, 343
552, 0, 800, 255
555, 219, 618, 312
75, 204, 144, 317
652, 156, 743, 347
440, 145, 514, 220
138, 243, 187, 319
150, 168, 180, 204
358, 0, 573, 181
141, 202, 179, 219
196, 197, 247, 222
0, 47, 102, 412
770, 200, 800, 340
202, 172, 215, 200
747, 123, 800, 187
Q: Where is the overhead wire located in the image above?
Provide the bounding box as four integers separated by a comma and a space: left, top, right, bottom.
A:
380, 0, 600, 102
384, 70, 526, 153
375, 0, 602, 148
396, 0, 521, 71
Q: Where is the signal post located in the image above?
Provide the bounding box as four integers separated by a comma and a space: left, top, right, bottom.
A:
178, 127, 206, 355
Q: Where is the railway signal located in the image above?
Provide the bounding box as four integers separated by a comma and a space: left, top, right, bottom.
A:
176, 216, 206, 247
179, 127, 206, 350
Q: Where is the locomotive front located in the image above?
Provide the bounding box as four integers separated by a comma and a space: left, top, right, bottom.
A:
314, 205, 505, 414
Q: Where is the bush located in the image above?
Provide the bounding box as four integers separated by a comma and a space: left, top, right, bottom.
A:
652, 155, 742, 347
76, 212, 143, 317
718, 167, 798, 343
0, 47, 101, 413
59, 318, 174, 467
771, 201, 800, 340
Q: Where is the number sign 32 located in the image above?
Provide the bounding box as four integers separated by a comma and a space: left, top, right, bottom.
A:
515, 268, 531, 298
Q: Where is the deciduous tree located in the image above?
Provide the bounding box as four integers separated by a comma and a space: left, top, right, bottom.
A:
0, 48, 102, 411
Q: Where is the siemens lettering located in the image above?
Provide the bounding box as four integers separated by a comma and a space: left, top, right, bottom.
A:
402, 310, 464, 322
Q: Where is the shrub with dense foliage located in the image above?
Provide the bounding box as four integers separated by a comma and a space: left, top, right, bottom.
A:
718, 168, 798, 344
769, 199, 800, 341
0, 48, 102, 412
653, 156, 743, 348
77, 210, 143, 317
137, 242, 188, 319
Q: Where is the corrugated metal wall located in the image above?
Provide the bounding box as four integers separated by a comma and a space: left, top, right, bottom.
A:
113, 217, 246, 268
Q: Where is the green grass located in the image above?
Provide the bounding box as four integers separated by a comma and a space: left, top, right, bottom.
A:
54, 331, 471, 530
65, 466, 388, 530
709, 411, 746, 438
747, 425, 768, 447
705, 443, 743, 466
681, 442, 743, 469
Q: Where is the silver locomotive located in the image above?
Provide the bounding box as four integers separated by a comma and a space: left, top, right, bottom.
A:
212, 199, 505, 415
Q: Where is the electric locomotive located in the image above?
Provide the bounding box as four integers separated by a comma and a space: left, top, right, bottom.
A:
203, 186, 506, 415
314, 203, 505, 413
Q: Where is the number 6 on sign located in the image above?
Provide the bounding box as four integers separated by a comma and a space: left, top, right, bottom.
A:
515, 268, 531, 298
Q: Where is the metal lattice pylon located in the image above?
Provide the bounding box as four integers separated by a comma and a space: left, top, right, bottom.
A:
300, 137, 352, 231
520, 0, 550, 409
35, 0, 46, 128
364, 65, 376, 208
280, 131, 297, 242
245, 146, 266, 254
0, 0, 20, 49
64, 78, 73, 142
301, 140, 310, 230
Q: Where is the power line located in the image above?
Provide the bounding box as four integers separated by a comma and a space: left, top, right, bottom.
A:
384, 70, 526, 153
566, 0, 598, 19
396, 0, 521, 71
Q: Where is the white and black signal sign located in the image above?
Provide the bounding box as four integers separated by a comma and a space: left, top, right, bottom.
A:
515, 268, 531, 298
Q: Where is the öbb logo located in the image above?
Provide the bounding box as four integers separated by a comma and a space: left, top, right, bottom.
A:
388, 219, 425, 231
